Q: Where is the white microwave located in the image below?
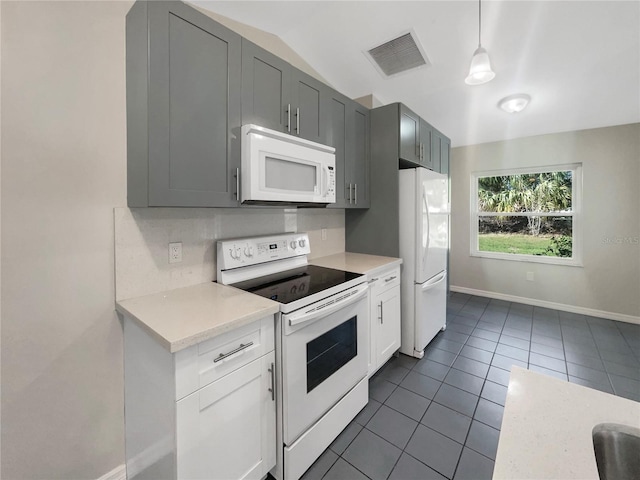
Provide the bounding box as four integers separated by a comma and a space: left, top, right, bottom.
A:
241, 124, 336, 205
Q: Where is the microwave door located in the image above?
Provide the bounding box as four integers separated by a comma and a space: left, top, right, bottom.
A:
263, 155, 319, 196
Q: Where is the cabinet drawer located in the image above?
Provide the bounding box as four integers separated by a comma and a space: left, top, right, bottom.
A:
369, 266, 401, 294
176, 315, 274, 399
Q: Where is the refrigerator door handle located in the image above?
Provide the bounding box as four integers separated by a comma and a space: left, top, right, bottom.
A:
421, 271, 447, 291
421, 189, 430, 274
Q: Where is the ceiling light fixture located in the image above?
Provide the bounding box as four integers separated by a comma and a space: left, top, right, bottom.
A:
465, 0, 495, 85
498, 94, 531, 113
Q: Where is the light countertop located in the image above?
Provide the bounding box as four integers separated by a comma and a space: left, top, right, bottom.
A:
116, 282, 279, 353
311, 252, 402, 277
494, 366, 640, 479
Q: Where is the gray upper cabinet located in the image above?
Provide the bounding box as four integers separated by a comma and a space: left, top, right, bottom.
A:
399, 105, 437, 169
440, 136, 450, 175
399, 105, 421, 165
431, 127, 450, 175
348, 104, 370, 208
126, 1, 242, 207
240, 40, 290, 134
419, 118, 433, 170
241, 39, 328, 144
396, 104, 448, 172
327, 94, 348, 207
327, 91, 370, 209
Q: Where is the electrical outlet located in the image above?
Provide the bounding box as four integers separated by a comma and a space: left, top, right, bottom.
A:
321, 228, 327, 241
169, 242, 182, 264
526, 271, 535, 281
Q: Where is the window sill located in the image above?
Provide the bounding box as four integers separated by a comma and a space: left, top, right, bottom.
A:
470, 251, 583, 267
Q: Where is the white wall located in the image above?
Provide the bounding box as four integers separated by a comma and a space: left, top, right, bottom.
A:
1, 2, 131, 478
450, 124, 640, 321
0, 2, 344, 479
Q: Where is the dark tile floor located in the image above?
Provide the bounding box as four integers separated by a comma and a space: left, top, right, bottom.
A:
301, 293, 640, 480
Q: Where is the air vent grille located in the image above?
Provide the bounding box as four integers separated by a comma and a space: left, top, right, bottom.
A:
367, 32, 429, 77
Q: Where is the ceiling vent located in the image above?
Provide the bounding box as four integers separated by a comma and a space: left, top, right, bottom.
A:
366, 31, 430, 77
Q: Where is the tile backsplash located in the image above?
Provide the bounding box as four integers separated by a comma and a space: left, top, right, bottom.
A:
114, 207, 345, 300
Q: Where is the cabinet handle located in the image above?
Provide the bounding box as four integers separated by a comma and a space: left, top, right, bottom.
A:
385, 275, 397, 283
286, 104, 291, 133
354, 183, 357, 204
235, 168, 240, 202
213, 341, 254, 363
348, 183, 353, 204
368, 277, 379, 284
296, 107, 300, 135
379, 301, 383, 324
268, 362, 275, 401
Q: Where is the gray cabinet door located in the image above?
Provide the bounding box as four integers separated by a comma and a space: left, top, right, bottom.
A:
291, 70, 328, 144
327, 93, 349, 208
241, 41, 328, 144
349, 103, 370, 208
241, 39, 290, 134
399, 104, 420, 164
128, 1, 241, 207
440, 136, 450, 175
420, 119, 434, 170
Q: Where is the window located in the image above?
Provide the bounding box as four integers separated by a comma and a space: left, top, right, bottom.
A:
470, 164, 582, 265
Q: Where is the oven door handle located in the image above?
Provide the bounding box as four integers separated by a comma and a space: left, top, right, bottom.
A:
286, 283, 369, 327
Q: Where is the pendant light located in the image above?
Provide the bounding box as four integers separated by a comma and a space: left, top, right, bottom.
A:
465, 0, 495, 85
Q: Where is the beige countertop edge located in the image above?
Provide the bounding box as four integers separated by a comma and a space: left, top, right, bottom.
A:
494, 366, 640, 480
311, 252, 402, 277
115, 283, 280, 353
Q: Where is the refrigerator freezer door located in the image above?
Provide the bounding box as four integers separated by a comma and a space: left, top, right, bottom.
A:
416, 168, 448, 284
414, 270, 447, 355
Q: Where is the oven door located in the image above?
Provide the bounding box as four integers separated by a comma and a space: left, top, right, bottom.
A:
281, 284, 368, 445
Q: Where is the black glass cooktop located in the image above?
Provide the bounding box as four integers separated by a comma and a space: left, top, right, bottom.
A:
231, 265, 362, 304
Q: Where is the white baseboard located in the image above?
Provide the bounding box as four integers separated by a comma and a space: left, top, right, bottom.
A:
450, 285, 640, 325
97, 464, 126, 480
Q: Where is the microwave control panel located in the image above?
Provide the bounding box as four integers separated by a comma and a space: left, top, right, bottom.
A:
217, 233, 311, 271
326, 166, 335, 197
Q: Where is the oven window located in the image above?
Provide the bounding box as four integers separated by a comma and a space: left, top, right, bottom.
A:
265, 157, 316, 192
306, 316, 357, 393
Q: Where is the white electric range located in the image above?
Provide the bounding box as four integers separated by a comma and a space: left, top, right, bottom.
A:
217, 233, 369, 480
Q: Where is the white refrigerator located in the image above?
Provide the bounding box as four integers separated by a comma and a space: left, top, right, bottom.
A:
399, 167, 449, 358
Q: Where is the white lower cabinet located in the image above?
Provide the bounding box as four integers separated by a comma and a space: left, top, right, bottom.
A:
368, 266, 401, 375
124, 315, 276, 480
176, 351, 276, 480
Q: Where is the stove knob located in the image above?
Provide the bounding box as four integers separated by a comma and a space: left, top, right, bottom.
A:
290, 285, 297, 294
229, 248, 238, 260
298, 239, 306, 248
244, 246, 253, 257
290, 241, 297, 250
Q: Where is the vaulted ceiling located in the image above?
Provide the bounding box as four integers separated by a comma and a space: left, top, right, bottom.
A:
194, 1, 640, 147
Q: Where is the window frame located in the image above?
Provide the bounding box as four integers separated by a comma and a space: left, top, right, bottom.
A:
470, 164, 583, 266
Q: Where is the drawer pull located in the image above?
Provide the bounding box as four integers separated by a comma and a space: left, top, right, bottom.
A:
268, 362, 275, 401
213, 342, 254, 363
385, 276, 397, 282
368, 277, 379, 284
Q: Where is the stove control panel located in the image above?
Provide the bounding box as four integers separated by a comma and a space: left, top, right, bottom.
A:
217, 233, 311, 271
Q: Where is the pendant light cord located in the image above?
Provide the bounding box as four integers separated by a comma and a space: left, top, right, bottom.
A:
478, 0, 482, 48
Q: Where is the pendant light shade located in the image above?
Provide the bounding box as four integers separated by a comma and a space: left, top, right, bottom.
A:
465, 0, 495, 85
465, 47, 495, 85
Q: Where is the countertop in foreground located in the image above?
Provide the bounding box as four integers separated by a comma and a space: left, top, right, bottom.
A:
494, 366, 640, 479
116, 282, 279, 353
